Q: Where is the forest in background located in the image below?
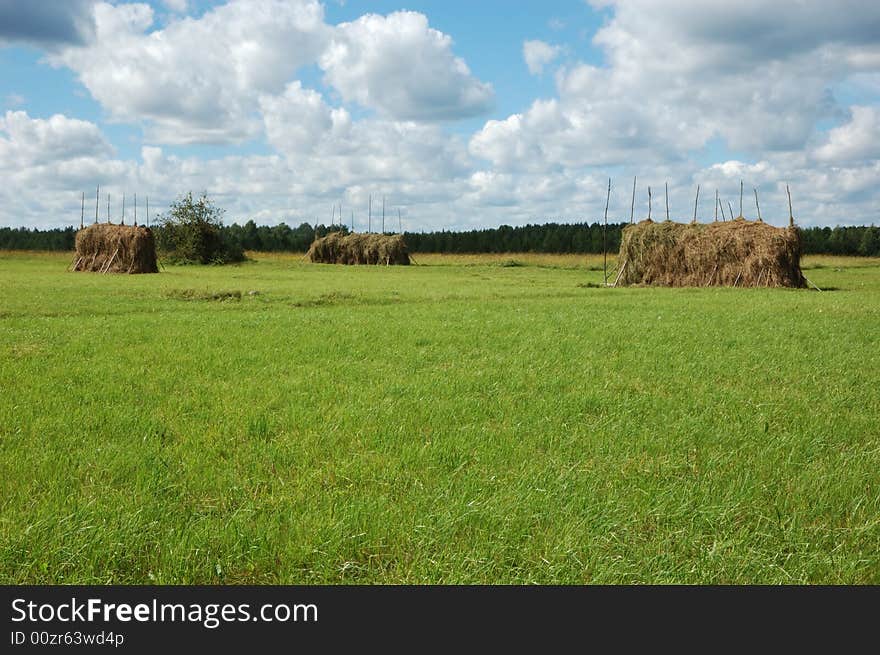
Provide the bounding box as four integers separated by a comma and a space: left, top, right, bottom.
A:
2, 220, 879, 257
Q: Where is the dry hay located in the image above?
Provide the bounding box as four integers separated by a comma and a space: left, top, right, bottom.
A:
72, 223, 159, 274
307, 232, 411, 265
617, 217, 805, 288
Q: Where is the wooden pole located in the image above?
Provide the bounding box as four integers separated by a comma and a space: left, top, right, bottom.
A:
80, 192, 84, 229
693, 184, 700, 223
787, 184, 794, 227
665, 181, 669, 221
603, 177, 610, 285
728, 200, 735, 221
630, 176, 636, 223
648, 186, 652, 220
754, 188, 762, 222
330, 204, 335, 226
739, 180, 743, 218
719, 196, 727, 221
121, 193, 125, 224
715, 189, 719, 222
95, 185, 99, 224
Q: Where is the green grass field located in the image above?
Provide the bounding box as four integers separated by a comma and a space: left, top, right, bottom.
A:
1, 251, 879, 584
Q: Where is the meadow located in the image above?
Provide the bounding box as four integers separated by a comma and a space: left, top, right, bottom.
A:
1, 250, 878, 584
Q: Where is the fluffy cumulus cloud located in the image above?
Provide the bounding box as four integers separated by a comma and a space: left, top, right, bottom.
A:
470, 0, 880, 224
523, 40, 560, 75
0, 0, 97, 47
320, 11, 494, 120
49, 0, 330, 143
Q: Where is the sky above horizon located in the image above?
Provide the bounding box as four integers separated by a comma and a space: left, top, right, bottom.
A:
1, 0, 878, 230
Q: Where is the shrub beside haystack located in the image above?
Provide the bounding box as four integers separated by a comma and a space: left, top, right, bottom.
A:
308, 232, 410, 265
73, 223, 158, 274
617, 217, 805, 287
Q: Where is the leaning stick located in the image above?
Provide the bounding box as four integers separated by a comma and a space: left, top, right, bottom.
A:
728, 201, 735, 220
787, 184, 794, 227
630, 176, 636, 224
802, 273, 823, 292
100, 248, 119, 274
80, 192, 85, 229
739, 180, 744, 218
733, 268, 743, 287
754, 188, 762, 221
705, 263, 718, 286
612, 260, 627, 287
648, 186, 652, 220
693, 184, 700, 223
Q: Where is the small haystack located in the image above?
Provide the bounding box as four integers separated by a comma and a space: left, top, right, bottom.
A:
72, 223, 159, 274
307, 232, 410, 265
617, 217, 805, 287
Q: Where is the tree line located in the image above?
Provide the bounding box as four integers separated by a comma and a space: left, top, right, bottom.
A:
2, 221, 879, 257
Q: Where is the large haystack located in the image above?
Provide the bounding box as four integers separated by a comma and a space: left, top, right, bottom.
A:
307, 232, 410, 265
73, 223, 159, 274
617, 218, 805, 287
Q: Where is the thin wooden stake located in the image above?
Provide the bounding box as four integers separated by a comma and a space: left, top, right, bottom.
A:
693, 184, 700, 223
80, 192, 84, 229
121, 193, 125, 224
612, 260, 627, 287
665, 181, 669, 221
101, 248, 119, 274
705, 263, 718, 286
715, 189, 719, 222
630, 176, 636, 224
754, 188, 762, 222
133, 193, 137, 226
603, 178, 610, 285
728, 200, 735, 221
802, 273, 822, 292
648, 186, 652, 220
739, 180, 743, 218
787, 184, 794, 227
733, 268, 743, 287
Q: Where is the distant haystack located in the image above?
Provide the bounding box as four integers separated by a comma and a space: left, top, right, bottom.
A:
73, 224, 158, 274
617, 218, 805, 287
307, 232, 410, 265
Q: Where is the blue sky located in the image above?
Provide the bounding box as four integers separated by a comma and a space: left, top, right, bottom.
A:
0, 0, 878, 229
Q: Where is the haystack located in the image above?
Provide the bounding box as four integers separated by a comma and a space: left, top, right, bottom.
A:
617, 217, 805, 287
72, 223, 158, 274
307, 232, 410, 265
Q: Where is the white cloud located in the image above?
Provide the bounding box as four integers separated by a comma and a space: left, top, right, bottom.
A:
0, 110, 112, 168
813, 106, 880, 164
50, 0, 330, 144
523, 40, 560, 75
320, 11, 493, 120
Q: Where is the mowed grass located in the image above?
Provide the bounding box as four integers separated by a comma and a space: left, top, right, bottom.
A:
1, 250, 879, 584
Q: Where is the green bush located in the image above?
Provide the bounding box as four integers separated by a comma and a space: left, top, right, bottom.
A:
155, 192, 245, 264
